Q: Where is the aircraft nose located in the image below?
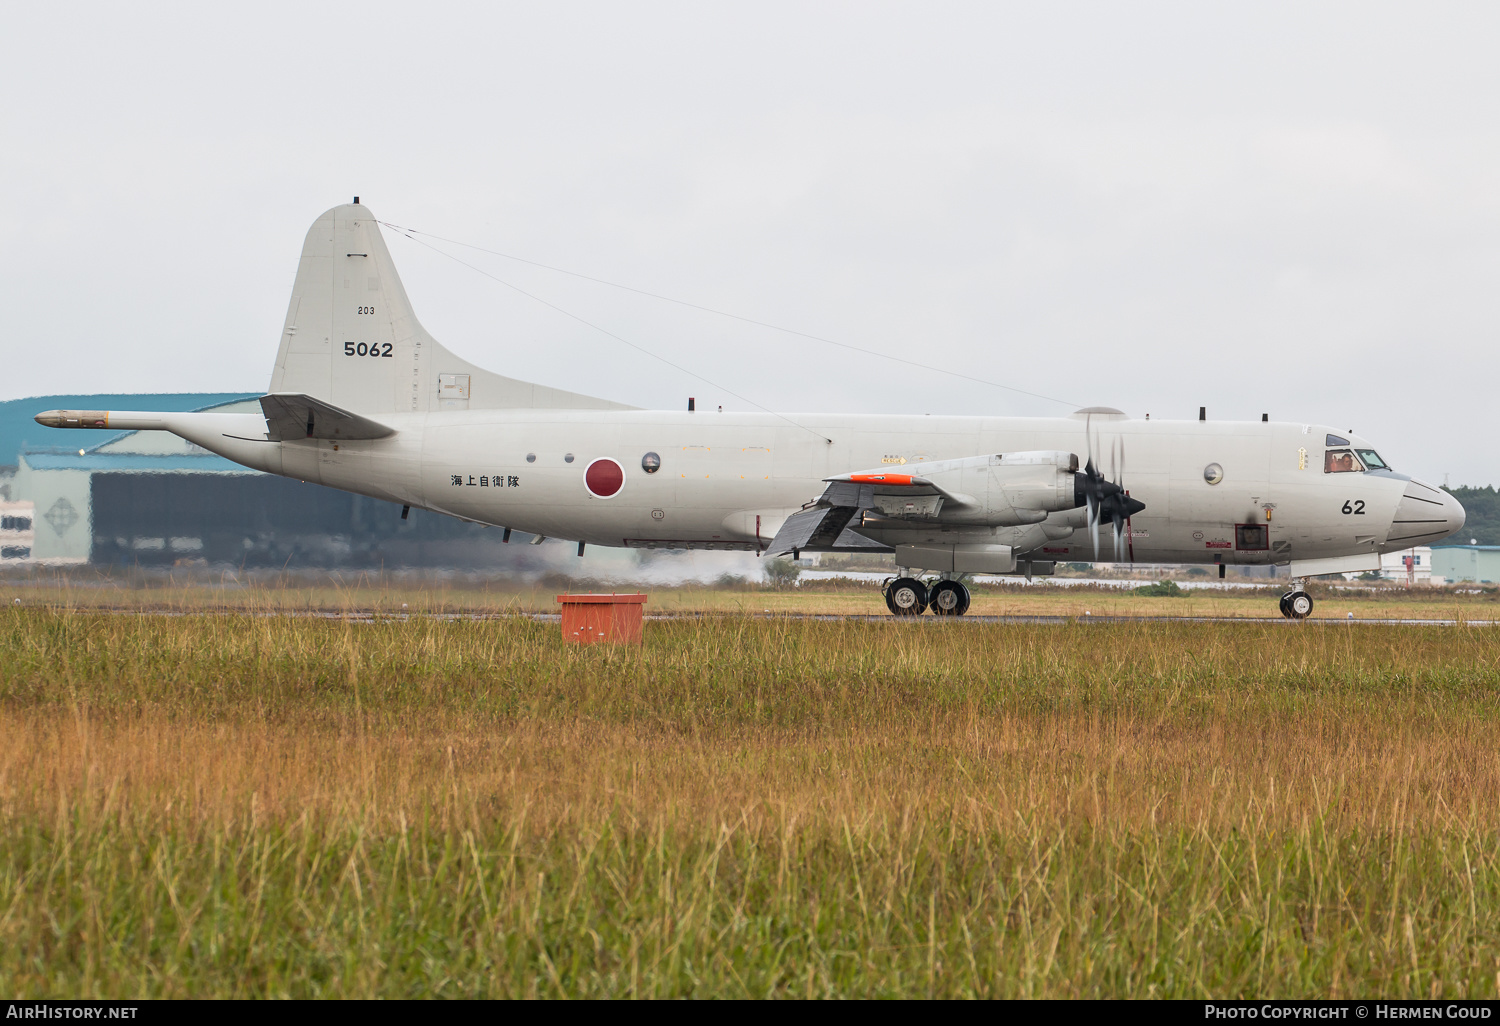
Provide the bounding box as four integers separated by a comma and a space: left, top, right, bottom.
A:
1444, 488, 1467, 538
1388, 478, 1465, 547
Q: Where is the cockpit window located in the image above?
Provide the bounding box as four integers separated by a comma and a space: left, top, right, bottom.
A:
1324, 449, 1364, 473
1326, 433, 1350, 446
1355, 449, 1388, 470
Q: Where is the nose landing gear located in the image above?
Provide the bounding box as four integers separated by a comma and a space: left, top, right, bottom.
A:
883, 576, 971, 616
1279, 584, 1313, 620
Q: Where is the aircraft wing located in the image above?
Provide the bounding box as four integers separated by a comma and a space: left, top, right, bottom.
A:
822, 470, 980, 509
259, 393, 397, 442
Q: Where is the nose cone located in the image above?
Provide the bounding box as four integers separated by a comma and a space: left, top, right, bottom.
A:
1444, 488, 1467, 538
1390, 478, 1465, 545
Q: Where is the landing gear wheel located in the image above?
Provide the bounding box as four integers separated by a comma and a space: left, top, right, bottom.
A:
1280, 591, 1313, 619
928, 580, 971, 616
886, 577, 929, 616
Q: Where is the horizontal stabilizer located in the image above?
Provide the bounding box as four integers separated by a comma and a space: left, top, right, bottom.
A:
260, 393, 396, 442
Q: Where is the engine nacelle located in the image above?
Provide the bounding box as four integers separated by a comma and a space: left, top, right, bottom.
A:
901, 450, 1080, 526
986, 450, 1081, 515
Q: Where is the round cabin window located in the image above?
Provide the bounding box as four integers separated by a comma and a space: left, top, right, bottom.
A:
1204, 463, 1224, 485
525, 453, 536, 463
641, 451, 661, 474
585, 458, 625, 498
564, 453, 575, 464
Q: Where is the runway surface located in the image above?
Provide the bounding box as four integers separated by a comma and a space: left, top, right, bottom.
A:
529, 612, 1496, 627
22, 605, 1498, 627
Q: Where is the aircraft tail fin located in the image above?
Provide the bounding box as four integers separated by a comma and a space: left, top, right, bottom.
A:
269, 201, 635, 415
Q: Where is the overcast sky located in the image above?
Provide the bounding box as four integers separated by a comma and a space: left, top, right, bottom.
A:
4, 2, 1498, 485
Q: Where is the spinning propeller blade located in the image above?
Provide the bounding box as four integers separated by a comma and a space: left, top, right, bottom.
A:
1087, 482, 1100, 561
1076, 413, 1148, 565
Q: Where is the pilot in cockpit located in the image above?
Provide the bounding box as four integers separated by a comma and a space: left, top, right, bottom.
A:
1324, 450, 1361, 473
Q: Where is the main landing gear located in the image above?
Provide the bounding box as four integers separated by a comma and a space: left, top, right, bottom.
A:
883, 576, 972, 617
1279, 584, 1313, 620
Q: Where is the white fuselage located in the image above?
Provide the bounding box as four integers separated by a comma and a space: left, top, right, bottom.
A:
155, 407, 1463, 569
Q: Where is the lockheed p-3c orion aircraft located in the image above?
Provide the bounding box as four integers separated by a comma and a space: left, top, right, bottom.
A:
36, 201, 1465, 618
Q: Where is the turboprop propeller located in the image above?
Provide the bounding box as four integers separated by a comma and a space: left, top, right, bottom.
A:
1076, 423, 1147, 562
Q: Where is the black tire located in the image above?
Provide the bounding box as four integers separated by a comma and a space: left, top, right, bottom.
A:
1278, 594, 1293, 618
929, 580, 970, 616
886, 577, 928, 616
1286, 591, 1313, 619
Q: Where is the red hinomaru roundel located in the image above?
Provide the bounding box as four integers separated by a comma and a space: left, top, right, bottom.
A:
584, 457, 625, 498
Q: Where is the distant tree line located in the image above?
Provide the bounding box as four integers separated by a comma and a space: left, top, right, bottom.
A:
1443, 486, 1500, 546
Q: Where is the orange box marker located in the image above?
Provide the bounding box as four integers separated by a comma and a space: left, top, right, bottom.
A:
556, 593, 647, 644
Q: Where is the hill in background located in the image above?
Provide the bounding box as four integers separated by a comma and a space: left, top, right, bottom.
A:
1443, 486, 1499, 546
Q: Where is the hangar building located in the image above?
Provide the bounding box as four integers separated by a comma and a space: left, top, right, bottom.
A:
1431, 545, 1500, 585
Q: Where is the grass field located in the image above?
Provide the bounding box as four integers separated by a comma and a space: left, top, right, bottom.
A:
4, 604, 1500, 997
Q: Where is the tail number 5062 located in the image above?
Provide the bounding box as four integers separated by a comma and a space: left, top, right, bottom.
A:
343, 342, 393, 358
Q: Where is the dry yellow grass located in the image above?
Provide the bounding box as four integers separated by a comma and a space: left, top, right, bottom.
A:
6, 699, 1500, 839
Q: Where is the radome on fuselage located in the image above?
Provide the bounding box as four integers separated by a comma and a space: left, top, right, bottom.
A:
35, 201, 1464, 618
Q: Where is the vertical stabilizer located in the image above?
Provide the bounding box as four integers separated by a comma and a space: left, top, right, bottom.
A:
269, 202, 634, 414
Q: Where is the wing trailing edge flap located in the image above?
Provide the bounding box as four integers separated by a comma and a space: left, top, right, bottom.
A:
764, 506, 854, 556
260, 393, 397, 442
833, 526, 890, 549
763, 479, 894, 556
